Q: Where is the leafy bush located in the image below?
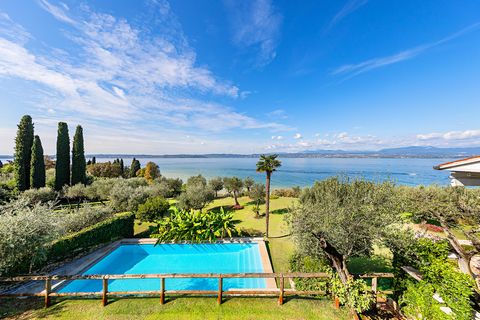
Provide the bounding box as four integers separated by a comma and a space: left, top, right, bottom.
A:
0, 199, 60, 275
177, 175, 215, 211
19, 186, 57, 205
329, 270, 375, 313
400, 281, 446, 320
59, 205, 113, 234
136, 196, 170, 223
48, 212, 134, 261
152, 207, 238, 242
272, 186, 301, 198
87, 162, 124, 178
289, 253, 330, 292
63, 183, 87, 202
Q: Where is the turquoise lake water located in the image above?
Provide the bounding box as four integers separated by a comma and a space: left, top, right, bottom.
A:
59, 243, 266, 292
94, 157, 452, 187
0, 157, 453, 187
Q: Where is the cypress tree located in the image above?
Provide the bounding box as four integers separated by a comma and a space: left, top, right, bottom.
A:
120, 159, 124, 175
130, 158, 141, 177
14, 115, 34, 191
71, 125, 87, 185
92, 156, 96, 164
30, 135, 46, 188
55, 122, 70, 190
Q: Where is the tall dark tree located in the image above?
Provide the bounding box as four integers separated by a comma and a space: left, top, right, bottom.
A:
30, 135, 45, 188
130, 158, 141, 177
92, 156, 96, 164
14, 115, 34, 191
71, 125, 86, 185
120, 158, 124, 175
55, 122, 70, 190
256, 154, 281, 237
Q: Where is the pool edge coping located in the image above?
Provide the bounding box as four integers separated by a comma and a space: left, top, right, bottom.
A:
56, 237, 277, 292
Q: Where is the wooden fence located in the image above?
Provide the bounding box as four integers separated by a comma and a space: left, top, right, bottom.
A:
0, 272, 394, 307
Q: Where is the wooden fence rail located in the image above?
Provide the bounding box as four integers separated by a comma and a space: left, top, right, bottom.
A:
0, 272, 394, 308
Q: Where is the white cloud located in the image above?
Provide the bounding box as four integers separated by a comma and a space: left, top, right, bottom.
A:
38, 0, 76, 25
327, 0, 368, 30
332, 22, 480, 79
417, 129, 480, 141
0, 2, 291, 136
271, 135, 283, 140
225, 0, 282, 67
293, 133, 302, 139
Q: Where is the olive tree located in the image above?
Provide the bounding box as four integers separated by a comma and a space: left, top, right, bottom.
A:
208, 177, 224, 198
400, 185, 480, 289
288, 177, 400, 283
249, 183, 265, 218
223, 176, 244, 207
177, 175, 214, 212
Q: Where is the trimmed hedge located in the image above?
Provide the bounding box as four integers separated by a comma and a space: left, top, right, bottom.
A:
48, 212, 134, 261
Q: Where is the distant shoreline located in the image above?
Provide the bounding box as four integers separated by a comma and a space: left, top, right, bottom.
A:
0, 154, 464, 160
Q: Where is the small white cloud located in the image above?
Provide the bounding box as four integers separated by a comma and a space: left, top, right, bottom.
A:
112, 86, 126, 100
47, 108, 55, 114
417, 129, 480, 141
38, 0, 76, 25
271, 135, 283, 140
293, 133, 302, 139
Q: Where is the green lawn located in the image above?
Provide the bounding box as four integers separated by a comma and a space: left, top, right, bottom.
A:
0, 297, 351, 320
206, 195, 296, 272
0, 195, 386, 319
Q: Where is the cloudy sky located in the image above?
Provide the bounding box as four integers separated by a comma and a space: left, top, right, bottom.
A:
0, 0, 479, 155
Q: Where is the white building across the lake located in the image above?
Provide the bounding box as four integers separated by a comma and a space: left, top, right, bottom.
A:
434, 156, 480, 186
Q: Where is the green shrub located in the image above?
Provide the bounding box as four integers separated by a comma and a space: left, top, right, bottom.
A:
289, 253, 330, 292
136, 196, 170, 223
329, 270, 375, 313
152, 207, 238, 242
19, 186, 57, 205
400, 281, 447, 320
48, 212, 134, 261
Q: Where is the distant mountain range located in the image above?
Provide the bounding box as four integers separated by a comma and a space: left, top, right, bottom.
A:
1, 146, 480, 160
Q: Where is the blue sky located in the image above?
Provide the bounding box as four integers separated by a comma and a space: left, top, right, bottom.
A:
0, 0, 479, 154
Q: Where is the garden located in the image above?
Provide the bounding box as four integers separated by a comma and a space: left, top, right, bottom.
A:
0, 115, 479, 319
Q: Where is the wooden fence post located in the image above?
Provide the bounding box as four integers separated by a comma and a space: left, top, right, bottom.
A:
102, 277, 108, 307
371, 276, 378, 305
160, 278, 165, 305
278, 274, 284, 305
217, 277, 223, 305
44, 277, 51, 308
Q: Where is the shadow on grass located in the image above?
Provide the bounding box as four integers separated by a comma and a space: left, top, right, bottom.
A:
271, 208, 289, 215
0, 297, 66, 319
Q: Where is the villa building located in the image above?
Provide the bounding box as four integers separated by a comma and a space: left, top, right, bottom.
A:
434, 156, 480, 186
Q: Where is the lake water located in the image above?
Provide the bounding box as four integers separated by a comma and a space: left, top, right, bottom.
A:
1, 156, 452, 187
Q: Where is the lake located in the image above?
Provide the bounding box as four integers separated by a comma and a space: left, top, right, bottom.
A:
1, 156, 452, 187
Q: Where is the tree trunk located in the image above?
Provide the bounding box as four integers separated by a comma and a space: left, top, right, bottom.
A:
313, 232, 351, 284
437, 217, 478, 289
234, 191, 240, 206
265, 172, 271, 238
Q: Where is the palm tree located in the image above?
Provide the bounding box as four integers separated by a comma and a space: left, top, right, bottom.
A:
256, 154, 281, 237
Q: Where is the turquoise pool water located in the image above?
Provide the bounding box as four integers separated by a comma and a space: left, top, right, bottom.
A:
59, 243, 267, 292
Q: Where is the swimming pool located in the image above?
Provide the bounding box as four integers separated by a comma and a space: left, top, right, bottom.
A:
59, 243, 268, 292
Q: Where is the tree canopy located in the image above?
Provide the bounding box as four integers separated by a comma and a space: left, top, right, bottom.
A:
71, 125, 87, 185
288, 177, 400, 283
55, 122, 70, 190
14, 115, 34, 191
30, 135, 45, 189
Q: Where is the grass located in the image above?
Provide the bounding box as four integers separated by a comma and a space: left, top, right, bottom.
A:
0, 195, 388, 319
206, 196, 297, 272
0, 297, 351, 320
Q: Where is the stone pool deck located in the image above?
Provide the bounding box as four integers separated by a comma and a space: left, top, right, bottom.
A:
3, 237, 277, 295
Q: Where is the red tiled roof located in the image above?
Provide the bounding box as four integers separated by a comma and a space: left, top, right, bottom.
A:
434, 155, 480, 170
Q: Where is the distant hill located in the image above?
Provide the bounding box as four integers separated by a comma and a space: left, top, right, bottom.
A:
2, 146, 479, 160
